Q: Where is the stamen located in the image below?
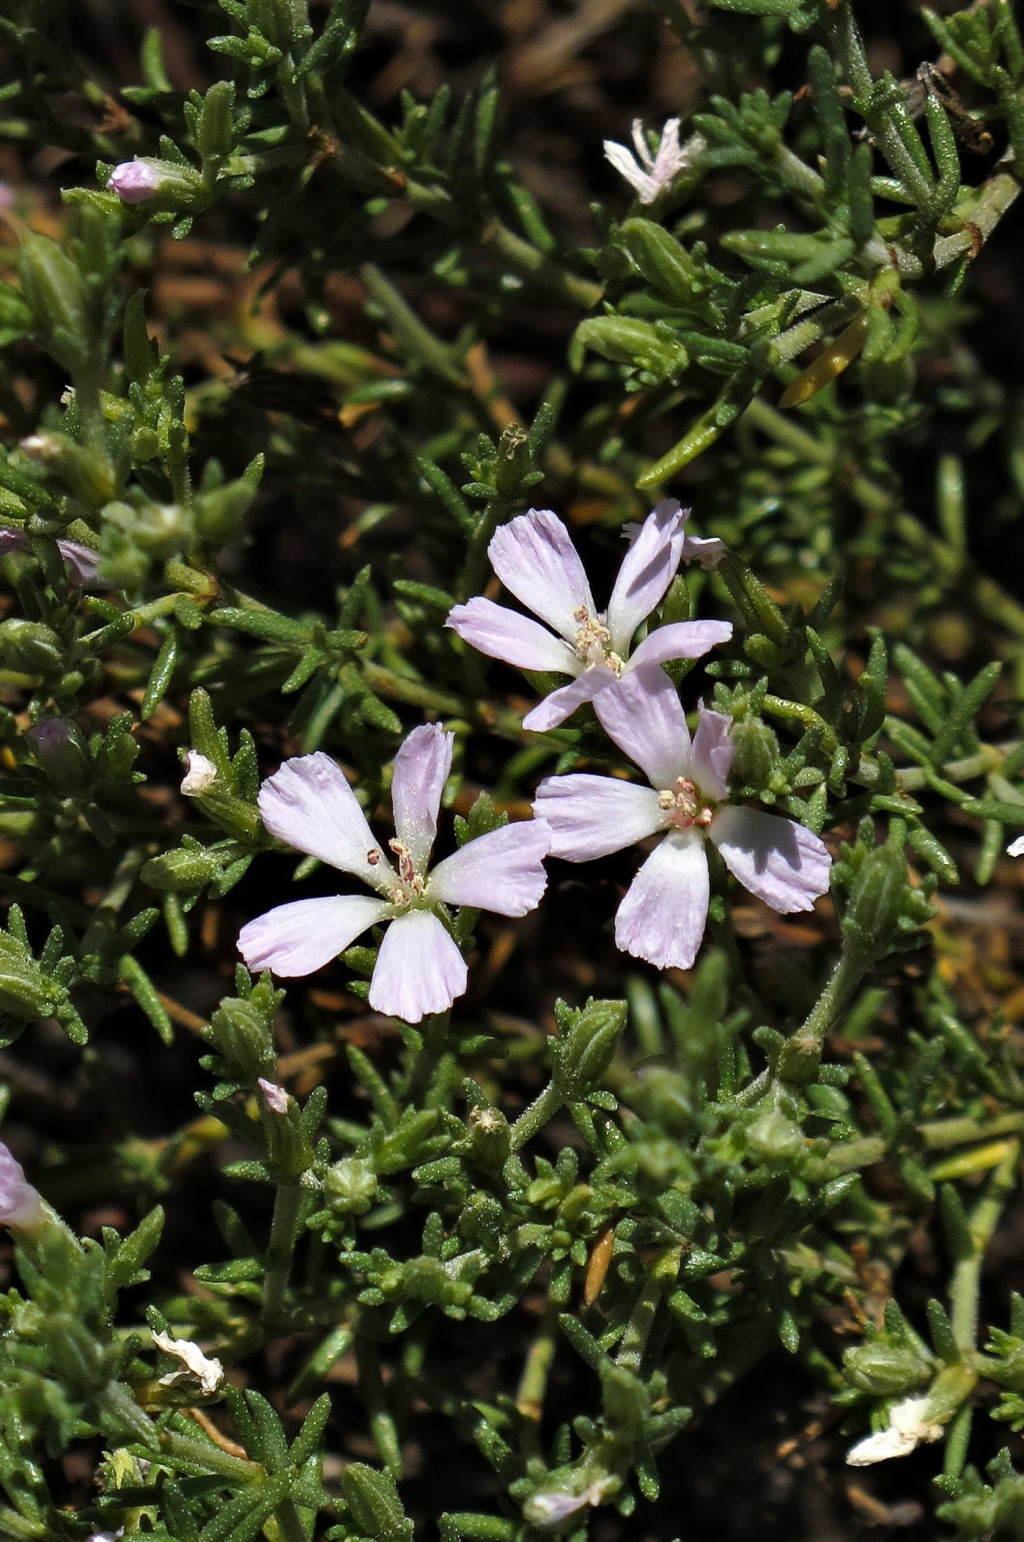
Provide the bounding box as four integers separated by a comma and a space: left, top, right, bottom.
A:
387, 838, 424, 904
660, 775, 715, 830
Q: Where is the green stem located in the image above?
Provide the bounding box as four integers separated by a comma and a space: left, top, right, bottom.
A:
949, 1141, 1020, 1352
510, 1083, 563, 1150
261, 1182, 304, 1328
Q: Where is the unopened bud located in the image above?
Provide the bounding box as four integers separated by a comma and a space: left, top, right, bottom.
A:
0, 619, 63, 676
552, 998, 627, 1101
0, 1142, 42, 1229
257, 1077, 289, 1114
841, 832, 914, 965
141, 845, 221, 893
844, 1341, 933, 1397
26, 717, 91, 793
106, 158, 204, 208
728, 716, 778, 791
107, 160, 163, 204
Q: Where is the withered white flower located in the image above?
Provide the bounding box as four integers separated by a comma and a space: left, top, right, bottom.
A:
845, 1395, 942, 1466
603, 118, 704, 204
180, 751, 218, 796
152, 1330, 225, 1396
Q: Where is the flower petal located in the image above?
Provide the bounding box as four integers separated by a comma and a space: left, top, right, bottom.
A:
1008, 835, 1024, 857
593, 665, 690, 790
522, 669, 615, 731
391, 723, 453, 871
446, 597, 579, 675
603, 139, 654, 201
258, 752, 392, 889
429, 820, 550, 915
606, 500, 687, 653
709, 804, 831, 913
56, 539, 102, 585
534, 774, 664, 860
369, 910, 467, 1023
615, 830, 709, 970
238, 895, 391, 977
488, 509, 596, 642
690, 704, 735, 800
845, 1428, 918, 1467
628, 619, 733, 671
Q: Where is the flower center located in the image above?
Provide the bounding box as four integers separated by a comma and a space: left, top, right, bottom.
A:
658, 776, 715, 830
386, 838, 425, 905
571, 607, 625, 676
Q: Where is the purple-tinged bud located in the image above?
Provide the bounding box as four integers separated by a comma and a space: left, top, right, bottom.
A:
258, 1077, 290, 1115
26, 717, 92, 793
0, 1142, 43, 1229
107, 160, 163, 204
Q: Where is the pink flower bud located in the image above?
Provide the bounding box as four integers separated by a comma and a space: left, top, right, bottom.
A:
0, 1142, 42, 1229
107, 160, 162, 204
258, 1077, 290, 1115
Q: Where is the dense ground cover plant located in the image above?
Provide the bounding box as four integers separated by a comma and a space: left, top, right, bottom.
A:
1, 0, 1024, 1536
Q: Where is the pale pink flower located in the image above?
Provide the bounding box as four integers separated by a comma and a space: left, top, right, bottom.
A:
603, 118, 704, 204
238, 726, 550, 1023
1008, 835, 1024, 857
0, 527, 99, 585
534, 667, 831, 971
107, 160, 162, 204
0, 1141, 43, 1229
446, 502, 732, 731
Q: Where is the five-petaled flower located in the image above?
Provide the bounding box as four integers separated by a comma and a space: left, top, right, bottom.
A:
238, 726, 551, 1023
603, 118, 704, 204
534, 667, 831, 971
446, 501, 732, 731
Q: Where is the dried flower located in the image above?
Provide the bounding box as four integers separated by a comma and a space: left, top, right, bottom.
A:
180, 751, 219, 796
151, 1330, 225, 1396
534, 667, 831, 970
603, 118, 704, 203
447, 502, 731, 731
238, 726, 550, 1023
846, 1395, 943, 1466
0, 1142, 43, 1230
